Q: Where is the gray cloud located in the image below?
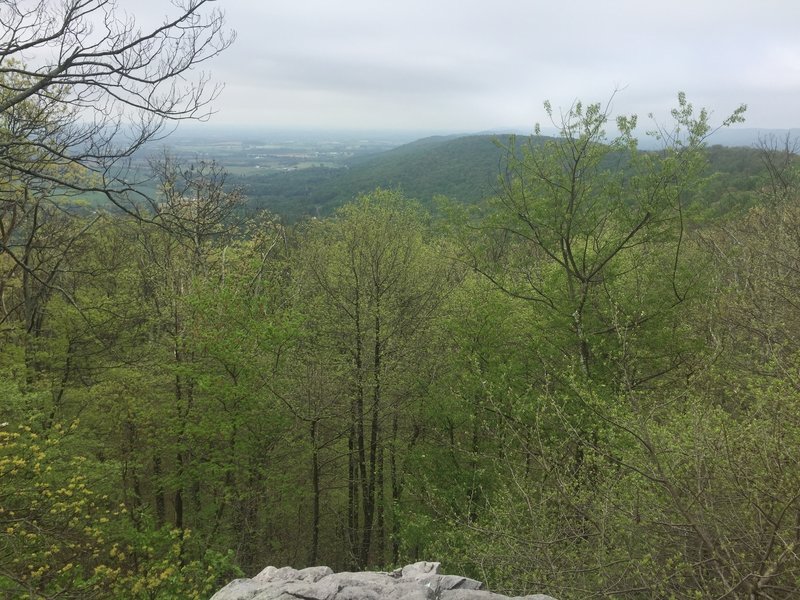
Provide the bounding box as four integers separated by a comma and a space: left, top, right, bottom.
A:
166, 0, 800, 130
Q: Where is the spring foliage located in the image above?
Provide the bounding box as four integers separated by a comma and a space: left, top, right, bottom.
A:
3, 93, 800, 599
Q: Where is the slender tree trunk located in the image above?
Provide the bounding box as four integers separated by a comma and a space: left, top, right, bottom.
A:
348, 423, 359, 568
390, 410, 400, 564
174, 452, 184, 531
310, 418, 320, 565
173, 294, 185, 531
153, 454, 165, 525
352, 285, 371, 567
122, 417, 143, 531
469, 413, 481, 523
374, 306, 385, 564
209, 425, 237, 543
242, 471, 260, 573
360, 305, 382, 567
376, 440, 385, 565
174, 370, 185, 531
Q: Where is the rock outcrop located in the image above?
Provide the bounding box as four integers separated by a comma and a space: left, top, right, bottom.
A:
210, 561, 556, 600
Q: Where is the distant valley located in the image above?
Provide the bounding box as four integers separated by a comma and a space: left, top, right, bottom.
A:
143, 127, 797, 221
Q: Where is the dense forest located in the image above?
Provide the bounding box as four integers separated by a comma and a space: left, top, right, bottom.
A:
228, 133, 773, 221
4, 81, 800, 599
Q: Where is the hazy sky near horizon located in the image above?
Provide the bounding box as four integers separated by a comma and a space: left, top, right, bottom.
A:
166, 0, 798, 132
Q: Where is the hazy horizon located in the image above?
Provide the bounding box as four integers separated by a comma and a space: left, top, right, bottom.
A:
168, 121, 800, 153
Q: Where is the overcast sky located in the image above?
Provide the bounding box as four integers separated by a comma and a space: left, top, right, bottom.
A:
180, 0, 799, 133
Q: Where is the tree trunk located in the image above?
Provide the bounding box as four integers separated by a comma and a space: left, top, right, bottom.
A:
360, 306, 382, 567
376, 440, 385, 565
390, 410, 400, 564
310, 418, 320, 565
347, 424, 359, 568
153, 454, 165, 525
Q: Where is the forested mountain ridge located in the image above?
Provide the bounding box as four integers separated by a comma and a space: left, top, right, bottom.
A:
232, 132, 777, 220
232, 134, 519, 218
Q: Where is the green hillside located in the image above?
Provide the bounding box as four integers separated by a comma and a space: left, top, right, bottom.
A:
231, 133, 774, 221
232, 134, 525, 219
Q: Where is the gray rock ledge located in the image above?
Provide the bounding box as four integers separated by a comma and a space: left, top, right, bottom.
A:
210, 561, 557, 600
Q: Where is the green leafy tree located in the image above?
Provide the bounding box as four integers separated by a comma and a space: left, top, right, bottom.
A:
477, 93, 744, 385
298, 189, 453, 568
